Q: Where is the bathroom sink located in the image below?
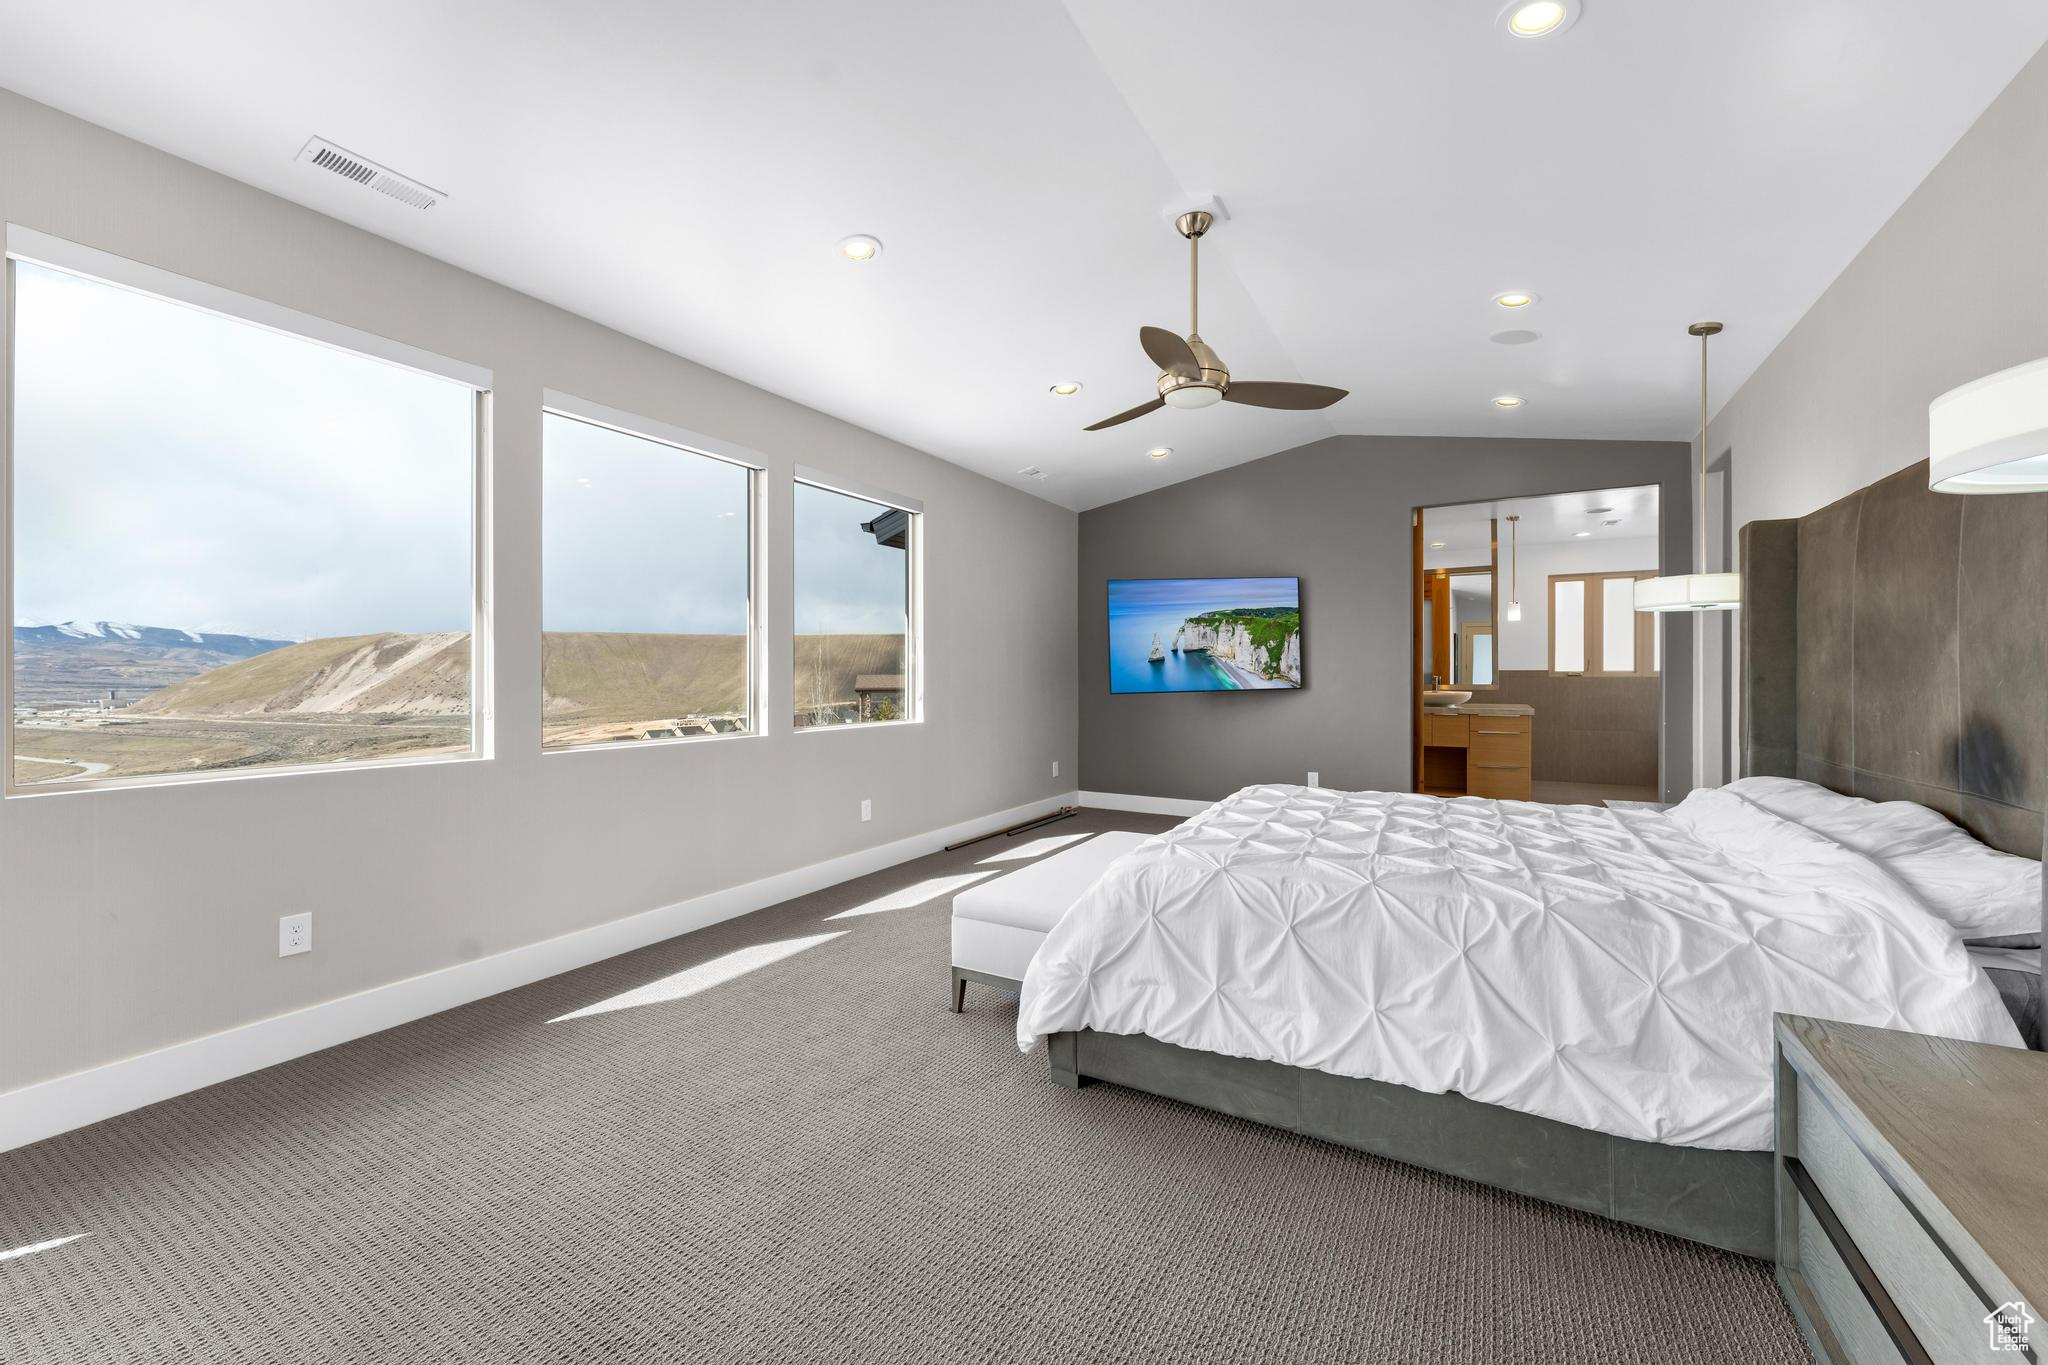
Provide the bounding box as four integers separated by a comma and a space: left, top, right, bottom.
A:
1422, 690, 1473, 708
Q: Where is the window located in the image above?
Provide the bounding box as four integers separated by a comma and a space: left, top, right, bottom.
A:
793, 473, 918, 728
1548, 572, 1658, 677
541, 398, 757, 748
6, 231, 486, 792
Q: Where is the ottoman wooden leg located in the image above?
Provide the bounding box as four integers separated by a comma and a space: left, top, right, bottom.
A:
949, 968, 966, 1013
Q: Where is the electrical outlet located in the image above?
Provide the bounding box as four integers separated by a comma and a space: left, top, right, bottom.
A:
860, 799, 872, 823
1308, 771, 1320, 788
278, 912, 312, 958
1052, 760, 1060, 779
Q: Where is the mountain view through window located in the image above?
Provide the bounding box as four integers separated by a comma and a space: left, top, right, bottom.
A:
9, 260, 478, 788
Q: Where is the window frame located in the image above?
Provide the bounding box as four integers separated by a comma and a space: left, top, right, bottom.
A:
1547, 570, 1659, 678
791, 466, 923, 731
3, 226, 494, 797
538, 390, 766, 753
1459, 621, 1496, 689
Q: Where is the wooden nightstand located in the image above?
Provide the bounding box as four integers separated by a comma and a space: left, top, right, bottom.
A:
1774, 1015, 2048, 1364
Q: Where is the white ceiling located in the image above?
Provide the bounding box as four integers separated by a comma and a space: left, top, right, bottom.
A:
1424, 484, 1659, 566
0, 2, 2041, 511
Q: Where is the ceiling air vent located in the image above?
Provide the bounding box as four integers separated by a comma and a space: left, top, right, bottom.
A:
296, 137, 444, 211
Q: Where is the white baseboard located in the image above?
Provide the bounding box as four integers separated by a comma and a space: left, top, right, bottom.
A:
0, 791, 1081, 1154
1077, 789, 1213, 817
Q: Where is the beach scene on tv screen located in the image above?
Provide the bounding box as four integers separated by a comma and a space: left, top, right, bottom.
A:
1108, 577, 1302, 694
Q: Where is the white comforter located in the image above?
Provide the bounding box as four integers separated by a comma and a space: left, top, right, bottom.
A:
1016, 784, 2023, 1150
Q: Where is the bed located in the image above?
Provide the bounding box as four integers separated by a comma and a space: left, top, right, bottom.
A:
1016, 779, 2037, 1256
1019, 460, 2046, 1260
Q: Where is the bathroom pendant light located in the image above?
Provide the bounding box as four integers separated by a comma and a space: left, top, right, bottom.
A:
1636, 322, 1741, 613
1504, 514, 1522, 621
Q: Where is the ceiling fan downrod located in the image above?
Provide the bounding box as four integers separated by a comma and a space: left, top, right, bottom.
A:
1176, 209, 1212, 339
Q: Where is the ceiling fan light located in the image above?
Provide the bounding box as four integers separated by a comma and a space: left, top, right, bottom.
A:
1163, 384, 1224, 410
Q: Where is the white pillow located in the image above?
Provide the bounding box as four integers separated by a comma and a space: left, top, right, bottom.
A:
1724, 777, 2041, 944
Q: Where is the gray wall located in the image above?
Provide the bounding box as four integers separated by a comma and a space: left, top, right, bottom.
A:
0, 89, 1078, 1093
1712, 45, 2048, 777
1077, 435, 1693, 803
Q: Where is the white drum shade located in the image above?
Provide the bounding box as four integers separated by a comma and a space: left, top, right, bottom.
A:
1634, 572, 1742, 613
1929, 355, 2048, 494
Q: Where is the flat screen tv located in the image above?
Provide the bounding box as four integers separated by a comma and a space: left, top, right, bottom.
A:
1108, 577, 1302, 694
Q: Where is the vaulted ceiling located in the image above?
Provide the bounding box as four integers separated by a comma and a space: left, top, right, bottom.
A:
1, 2, 2041, 509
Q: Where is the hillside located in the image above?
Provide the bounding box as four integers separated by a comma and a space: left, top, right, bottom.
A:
540, 634, 747, 722
539, 633, 902, 720
130, 633, 472, 716
122, 631, 905, 720
12, 621, 292, 708
792, 634, 905, 713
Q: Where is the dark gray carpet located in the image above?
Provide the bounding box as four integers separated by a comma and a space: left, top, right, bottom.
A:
0, 809, 1805, 1364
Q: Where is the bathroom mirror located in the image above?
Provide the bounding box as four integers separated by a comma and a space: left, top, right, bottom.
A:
1448, 570, 1496, 688
1416, 510, 1499, 695
1419, 565, 1497, 690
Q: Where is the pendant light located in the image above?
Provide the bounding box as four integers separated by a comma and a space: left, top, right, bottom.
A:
1503, 514, 1522, 621
1636, 322, 1741, 613
1929, 355, 2048, 493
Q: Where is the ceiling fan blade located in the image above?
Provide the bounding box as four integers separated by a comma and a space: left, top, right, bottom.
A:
1222, 381, 1349, 411
1083, 397, 1166, 432
1139, 326, 1200, 376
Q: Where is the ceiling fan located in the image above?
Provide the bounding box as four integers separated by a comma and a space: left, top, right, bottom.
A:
1084, 210, 1349, 431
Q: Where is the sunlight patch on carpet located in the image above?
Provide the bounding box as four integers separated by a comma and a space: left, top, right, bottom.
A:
826, 871, 997, 920
0, 1233, 86, 1263
551, 934, 846, 1021
978, 832, 1096, 864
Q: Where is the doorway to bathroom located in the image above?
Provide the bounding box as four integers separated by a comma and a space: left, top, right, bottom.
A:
1413, 484, 1663, 807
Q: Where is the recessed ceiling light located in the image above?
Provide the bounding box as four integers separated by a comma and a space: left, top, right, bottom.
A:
1603, 519, 1622, 526
1493, 291, 1537, 308
836, 234, 882, 262
1429, 540, 1447, 549
1490, 329, 1541, 345
1574, 530, 1593, 538
1493, 395, 1526, 408
1050, 382, 1082, 396
1147, 446, 1172, 460
1501, 0, 1578, 38
1586, 506, 1613, 514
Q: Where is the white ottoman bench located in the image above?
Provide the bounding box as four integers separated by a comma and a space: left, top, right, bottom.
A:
949, 830, 1151, 1011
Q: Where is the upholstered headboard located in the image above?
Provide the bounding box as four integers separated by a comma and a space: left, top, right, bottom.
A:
1740, 458, 2048, 861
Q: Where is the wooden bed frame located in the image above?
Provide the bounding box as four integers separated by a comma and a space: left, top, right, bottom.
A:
1039, 458, 2045, 1263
